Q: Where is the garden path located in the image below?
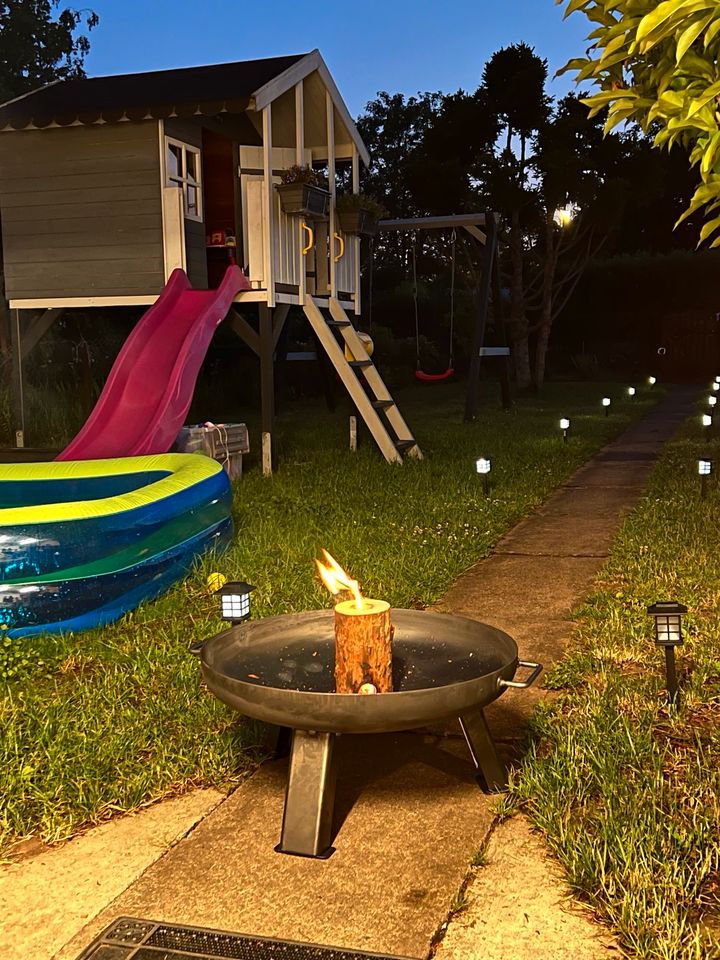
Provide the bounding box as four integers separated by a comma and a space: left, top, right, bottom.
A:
0, 386, 698, 960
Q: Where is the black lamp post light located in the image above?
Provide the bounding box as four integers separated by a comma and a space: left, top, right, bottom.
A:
647, 376, 657, 388
709, 395, 718, 410
712, 381, 719, 393
698, 457, 713, 499
216, 580, 256, 625
602, 397, 611, 417
647, 600, 687, 708
703, 413, 713, 432
559, 417, 570, 442
475, 457, 492, 496
627, 386, 637, 400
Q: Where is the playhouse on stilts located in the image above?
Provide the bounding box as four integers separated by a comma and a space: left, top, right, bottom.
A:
0, 51, 427, 471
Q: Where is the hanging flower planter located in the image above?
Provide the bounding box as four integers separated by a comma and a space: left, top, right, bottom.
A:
336, 208, 380, 238
276, 165, 330, 219
335, 193, 387, 238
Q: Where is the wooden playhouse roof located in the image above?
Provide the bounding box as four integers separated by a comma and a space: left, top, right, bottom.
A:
0, 53, 310, 129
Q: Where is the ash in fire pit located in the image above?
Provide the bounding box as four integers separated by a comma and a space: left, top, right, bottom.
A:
224, 630, 501, 693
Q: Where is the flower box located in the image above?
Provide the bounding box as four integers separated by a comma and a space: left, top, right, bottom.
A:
336, 208, 380, 238
276, 182, 330, 219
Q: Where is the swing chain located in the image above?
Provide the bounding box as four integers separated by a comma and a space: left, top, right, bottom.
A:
449, 228, 456, 368
412, 232, 420, 370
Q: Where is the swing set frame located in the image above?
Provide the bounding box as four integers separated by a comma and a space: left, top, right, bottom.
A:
375, 211, 511, 419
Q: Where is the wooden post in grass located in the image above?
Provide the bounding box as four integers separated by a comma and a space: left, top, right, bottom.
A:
334, 599, 394, 693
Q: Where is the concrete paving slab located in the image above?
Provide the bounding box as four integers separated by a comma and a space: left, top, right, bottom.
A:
0, 788, 224, 960
434, 816, 617, 960
436, 554, 604, 622
57, 733, 495, 960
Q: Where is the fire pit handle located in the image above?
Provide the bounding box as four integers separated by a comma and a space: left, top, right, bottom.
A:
498, 660, 543, 689
188, 639, 206, 657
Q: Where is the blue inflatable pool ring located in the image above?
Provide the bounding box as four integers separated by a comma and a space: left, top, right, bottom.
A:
0, 453, 233, 638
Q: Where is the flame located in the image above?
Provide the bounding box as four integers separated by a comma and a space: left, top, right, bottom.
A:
315, 549, 364, 609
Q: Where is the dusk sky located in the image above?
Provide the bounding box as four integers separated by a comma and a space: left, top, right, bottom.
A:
82, 1, 593, 117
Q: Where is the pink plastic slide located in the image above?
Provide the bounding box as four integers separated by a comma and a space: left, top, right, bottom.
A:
57, 265, 250, 461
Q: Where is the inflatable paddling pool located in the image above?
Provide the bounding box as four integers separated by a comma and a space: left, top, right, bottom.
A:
0, 454, 233, 638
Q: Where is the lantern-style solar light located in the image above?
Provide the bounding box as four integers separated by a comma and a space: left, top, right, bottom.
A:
627, 386, 636, 398
710, 395, 718, 407
559, 417, 570, 442
216, 580, 255, 625
712, 381, 720, 392
699, 457, 713, 499
647, 601, 687, 708
703, 413, 713, 430
715, 376, 720, 384
475, 457, 492, 496
648, 376, 657, 387
602, 397, 611, 417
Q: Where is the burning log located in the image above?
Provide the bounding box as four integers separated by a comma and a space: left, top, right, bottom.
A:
334, 598, 394, 694
316, 550, 394, 694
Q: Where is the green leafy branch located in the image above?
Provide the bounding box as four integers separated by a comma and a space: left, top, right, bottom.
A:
557, 0, 720, 246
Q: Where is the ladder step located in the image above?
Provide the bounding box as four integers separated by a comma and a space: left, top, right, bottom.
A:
349, 359, 373, 368
372, 400, 395, 410
395, 439, 417, 454
326, 319, 351, 328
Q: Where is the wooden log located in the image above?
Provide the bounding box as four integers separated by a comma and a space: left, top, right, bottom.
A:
334, 598, 394, 693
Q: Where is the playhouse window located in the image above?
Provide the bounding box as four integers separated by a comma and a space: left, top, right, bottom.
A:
165, 138, 202, 221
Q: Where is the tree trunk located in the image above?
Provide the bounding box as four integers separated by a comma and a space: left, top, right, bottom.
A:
508, 208, 532, 390
534, 215, 557, 390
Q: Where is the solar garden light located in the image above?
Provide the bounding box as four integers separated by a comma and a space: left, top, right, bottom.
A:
703, 413, 713, 432
710, 395, 718, 408
602, 397, 611, 417
715, 376, 720, 384
647, 601, 687, 708
627, 386, 636, 399
712, 381, 720, 392
559, 417, 570, 442
698, 457, 713, 499
475, 456, 492, 496
216, 580, 255, 625
648, 376, 657, 387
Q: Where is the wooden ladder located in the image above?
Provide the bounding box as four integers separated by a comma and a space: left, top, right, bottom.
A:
303, 297, 422, 465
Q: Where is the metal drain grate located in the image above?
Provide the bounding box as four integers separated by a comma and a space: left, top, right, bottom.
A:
76, 918, 412, 960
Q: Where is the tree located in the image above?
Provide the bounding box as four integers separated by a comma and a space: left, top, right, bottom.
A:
0, 1, 98, 102
356, 91, 444, 219
556, 0, 720, 245
482, 43, 551, 165
481, 44, 551, 389
0, 1, 98, 367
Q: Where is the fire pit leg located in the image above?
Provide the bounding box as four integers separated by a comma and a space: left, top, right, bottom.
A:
277, 730, 338, 858
459, 707, 508, 792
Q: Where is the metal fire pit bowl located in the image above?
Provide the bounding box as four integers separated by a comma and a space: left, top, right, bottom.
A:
195, 608, 541, 859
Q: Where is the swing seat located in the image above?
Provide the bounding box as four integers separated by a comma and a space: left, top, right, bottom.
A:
415, 367, 455, 382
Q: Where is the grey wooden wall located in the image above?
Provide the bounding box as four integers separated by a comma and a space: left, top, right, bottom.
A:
0, 121, 165, 301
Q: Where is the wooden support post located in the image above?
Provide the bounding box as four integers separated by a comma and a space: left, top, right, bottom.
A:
349, 415, 357, 451
259, 304, 275, 476
326, 91, 337, 300
464, 211, 498, 423
262, 105, 276, 308
10, 308, 25, 445
334, 599, 394, 693
351, 145, 361, 315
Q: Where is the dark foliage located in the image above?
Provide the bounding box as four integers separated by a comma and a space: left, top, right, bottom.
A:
0, 0, 98, 103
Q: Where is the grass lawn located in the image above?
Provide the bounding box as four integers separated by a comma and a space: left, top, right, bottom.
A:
0, 379, 654, 855
512, 405, 720, 960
